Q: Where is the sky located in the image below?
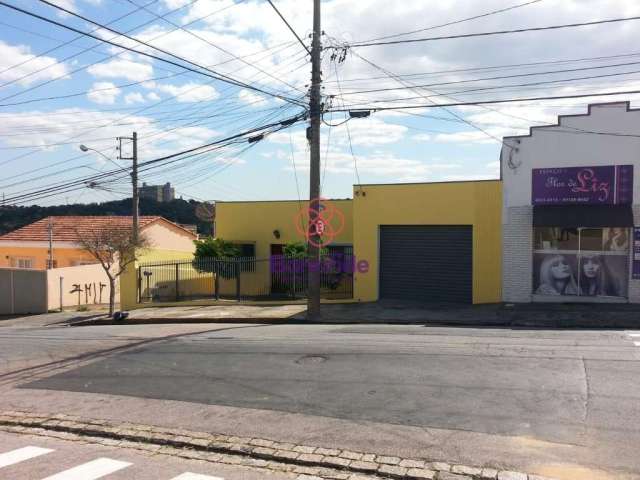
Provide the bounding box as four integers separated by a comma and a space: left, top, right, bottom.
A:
1, 0, 640, 205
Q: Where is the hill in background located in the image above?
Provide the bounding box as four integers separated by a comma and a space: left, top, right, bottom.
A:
0, 197, 213, 236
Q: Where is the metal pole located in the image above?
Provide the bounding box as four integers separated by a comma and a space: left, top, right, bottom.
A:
48, 217, 53, 269
132, 131, 139, 244
59, 276, 63, 312
307, 0, 322, 321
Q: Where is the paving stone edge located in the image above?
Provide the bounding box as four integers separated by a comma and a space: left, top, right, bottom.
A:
0, 410, 555, 480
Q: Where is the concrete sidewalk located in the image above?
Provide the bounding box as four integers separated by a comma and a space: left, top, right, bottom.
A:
80, 301, 640, 328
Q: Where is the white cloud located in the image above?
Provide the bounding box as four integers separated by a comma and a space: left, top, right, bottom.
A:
124, 92, 145, 104
237, 89, 269, 106
0, 108, 219, 164
147, 92, 161, 101
87, 57, 153, 82
156, 82, 220, 102
0, 41, 69, 86
86, 82, 121, 105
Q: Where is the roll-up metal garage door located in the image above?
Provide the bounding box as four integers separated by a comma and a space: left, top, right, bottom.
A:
379, 225, 473, 303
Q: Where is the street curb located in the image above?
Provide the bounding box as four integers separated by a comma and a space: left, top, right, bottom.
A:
72, 315, 640, 329
72, 317, 293, 326
0, 410, 555, 480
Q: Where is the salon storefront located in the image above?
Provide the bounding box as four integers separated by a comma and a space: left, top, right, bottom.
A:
501, 102, 640, 304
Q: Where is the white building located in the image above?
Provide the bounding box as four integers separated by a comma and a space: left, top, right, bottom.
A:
501, 102, 640, 303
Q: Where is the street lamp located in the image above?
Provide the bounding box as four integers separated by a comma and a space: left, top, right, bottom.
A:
79, 144, 129, 175
79, 142, 139, 242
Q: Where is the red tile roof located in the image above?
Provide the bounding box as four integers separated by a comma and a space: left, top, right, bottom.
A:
0, 216, 193, 242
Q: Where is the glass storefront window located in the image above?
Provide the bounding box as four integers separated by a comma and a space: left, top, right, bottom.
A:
533, 227, 578, 251
532, 227, 629, 298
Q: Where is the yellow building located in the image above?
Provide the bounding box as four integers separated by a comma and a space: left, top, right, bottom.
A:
352, 180, 502, 304
215, 199, 354, 258
213, 181, 502, 305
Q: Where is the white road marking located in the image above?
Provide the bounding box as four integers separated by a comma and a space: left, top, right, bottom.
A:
41, 458, 131, 480
0, 446, 53, 469
628, 333, 640, 337
635, 342, 640, 347
170, 474, 225, 480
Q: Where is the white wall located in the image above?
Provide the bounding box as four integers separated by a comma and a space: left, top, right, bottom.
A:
503, 102, 640, 209
501, 102, 640, 303
46, 264, 116, 310
144, 221, 196, 253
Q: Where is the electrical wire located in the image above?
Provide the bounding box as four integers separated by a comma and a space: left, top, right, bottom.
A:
347, 15, 640, 47
265, 0, 311, 55
0, 1, 304, 106
355, 0, 545, 44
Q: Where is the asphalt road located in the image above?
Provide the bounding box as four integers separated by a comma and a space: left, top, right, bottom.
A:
2, 316, 640, 479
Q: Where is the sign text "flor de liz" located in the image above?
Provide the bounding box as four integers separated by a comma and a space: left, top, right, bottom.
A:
532, 165, 634, 205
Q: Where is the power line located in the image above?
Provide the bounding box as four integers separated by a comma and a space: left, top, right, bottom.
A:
0, 0, 162, 86
3, 114, 306, 205
0, 1, 303, 106
327, 89, 640, 112
347, 15, 640, 48
124, 0, 306, 96
33, 0, 301, 104
266, 0, 311, 55
0, 0, 195, 93
0, 40, 303, 173
347, 51, 509, 146
334, 60, 640, 96
356, 0, 545, 43
321, 51, 640, 91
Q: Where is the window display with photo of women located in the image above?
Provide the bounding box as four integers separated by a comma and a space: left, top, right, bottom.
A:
533, 253, 579, 296
533, 227, 630, 298
604, 228, 630, 251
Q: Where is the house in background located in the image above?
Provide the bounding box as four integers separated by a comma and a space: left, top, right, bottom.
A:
0, 215, 197, 270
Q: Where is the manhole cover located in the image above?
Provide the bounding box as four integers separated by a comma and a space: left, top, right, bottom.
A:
295, 355, 327, 365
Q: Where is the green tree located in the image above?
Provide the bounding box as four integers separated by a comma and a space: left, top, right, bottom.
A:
192, 238, 241, 298
193, 237, 240, 260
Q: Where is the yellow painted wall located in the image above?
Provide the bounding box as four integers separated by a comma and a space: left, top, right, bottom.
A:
353, 181, 502, 304
0, 245, 96, 270
215, 200, 354, 257
121, 248, 196, 310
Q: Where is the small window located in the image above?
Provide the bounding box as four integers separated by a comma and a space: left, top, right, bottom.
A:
46, 259, 58, 269
234, 243, 256, 272
73, 259, 97, 266
12, 257, 34, 269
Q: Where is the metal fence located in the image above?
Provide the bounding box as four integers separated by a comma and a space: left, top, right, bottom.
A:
137, 254, 354, 303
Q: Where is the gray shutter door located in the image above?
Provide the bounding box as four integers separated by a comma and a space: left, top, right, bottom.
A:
379, 225, 473, 303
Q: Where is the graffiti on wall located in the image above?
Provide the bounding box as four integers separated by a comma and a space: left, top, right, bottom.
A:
69, 282, 107, 305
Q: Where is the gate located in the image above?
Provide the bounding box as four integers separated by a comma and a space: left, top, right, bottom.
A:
138, 254, 353, 304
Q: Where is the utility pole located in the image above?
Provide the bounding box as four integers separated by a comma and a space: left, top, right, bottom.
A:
307, 0, 322, 321
48, 217, 54, 269
118, 132, 139, 243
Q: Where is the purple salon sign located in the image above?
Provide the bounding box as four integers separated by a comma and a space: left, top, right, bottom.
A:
532, 165, 634, 205
634, 228, 640, 280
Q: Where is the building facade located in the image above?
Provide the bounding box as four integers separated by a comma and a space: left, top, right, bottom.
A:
0, 216, 197, 270
501, 102, 640, 303
139, 182, 175, 203
214, 181, 502, 305
353, 181, 502, 304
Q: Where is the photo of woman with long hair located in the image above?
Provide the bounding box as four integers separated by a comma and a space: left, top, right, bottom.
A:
534, 254, 579, 296
579, 254, 606, 296
604, 228, 630, 252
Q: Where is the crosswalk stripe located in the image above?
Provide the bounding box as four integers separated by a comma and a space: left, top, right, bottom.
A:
635, 342, 640, 347
41, 458, 131, 480
170, 474, 225, 480
628, 333, 640, 337
0, 446, 53, 469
